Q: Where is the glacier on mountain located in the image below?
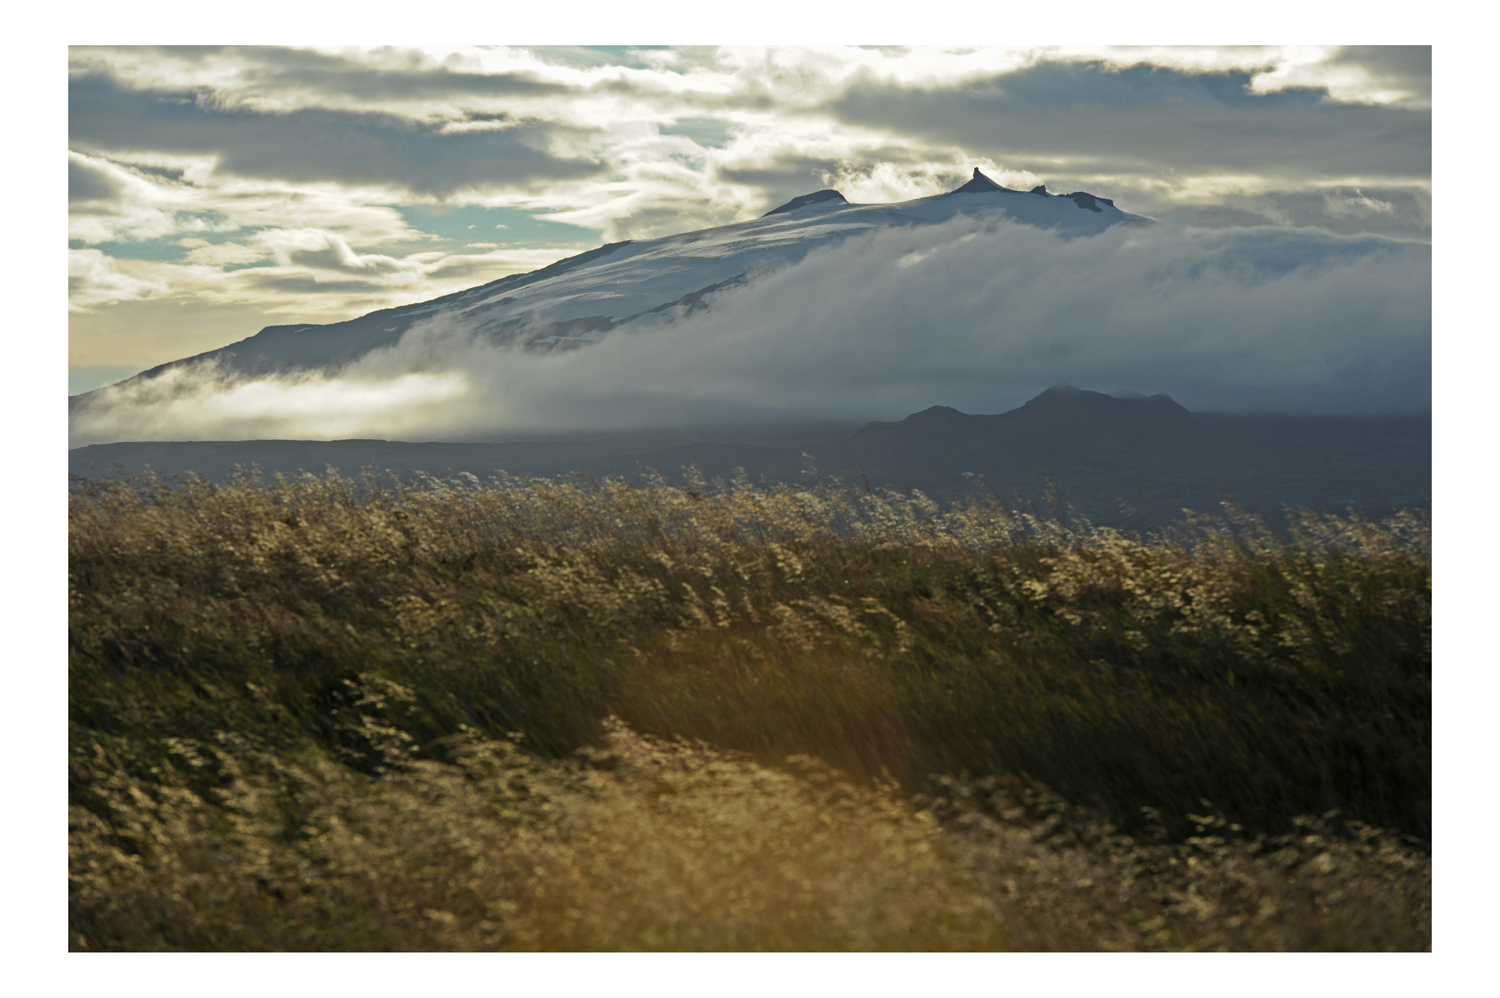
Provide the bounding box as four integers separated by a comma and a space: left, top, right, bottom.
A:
87, 170, 1149, 389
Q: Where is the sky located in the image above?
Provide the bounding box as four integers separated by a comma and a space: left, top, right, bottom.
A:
68, 44, 1431, 399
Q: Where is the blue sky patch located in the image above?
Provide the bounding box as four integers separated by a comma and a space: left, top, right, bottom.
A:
70, 238, 190, 262
393, 204, 602, 252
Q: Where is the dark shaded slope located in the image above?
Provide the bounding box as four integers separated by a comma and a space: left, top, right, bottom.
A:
842, 384, 1192, 469
70, 384, 1429, 533
763, 189, 849, 215
822, 385, 1428, 529
67, 425, 860, 491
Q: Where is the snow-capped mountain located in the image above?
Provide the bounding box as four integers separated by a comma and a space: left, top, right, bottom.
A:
83, 170, 1148, 391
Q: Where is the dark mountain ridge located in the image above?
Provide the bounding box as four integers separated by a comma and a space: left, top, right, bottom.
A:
70, 384, 1430, 534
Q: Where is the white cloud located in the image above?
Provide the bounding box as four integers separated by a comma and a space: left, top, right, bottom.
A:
256, 228, 427, 279
69, 360, 468, 443
180, 239, 268, 266
1249, 46, 1429, 107
68, 249, 168, 311
67, 150, 206, 244
68, 147, 430, 250
1324, 190, 1395, 218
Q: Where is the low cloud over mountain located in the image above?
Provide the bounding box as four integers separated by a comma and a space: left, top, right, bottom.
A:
70, 193, 1428, 447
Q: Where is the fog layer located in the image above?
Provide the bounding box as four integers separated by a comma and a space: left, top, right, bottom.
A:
70, 217, 1430, 447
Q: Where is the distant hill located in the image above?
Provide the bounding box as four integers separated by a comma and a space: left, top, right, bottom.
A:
70, 384, 1429, 533
828, 384, 1427, 529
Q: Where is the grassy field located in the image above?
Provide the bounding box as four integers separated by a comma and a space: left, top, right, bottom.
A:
68, 469, 1431, 950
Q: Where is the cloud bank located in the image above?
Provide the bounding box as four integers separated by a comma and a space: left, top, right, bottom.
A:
70, 217, 1430, 447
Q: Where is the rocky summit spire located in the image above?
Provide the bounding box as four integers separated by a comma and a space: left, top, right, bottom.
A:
951, 168, 1012, 194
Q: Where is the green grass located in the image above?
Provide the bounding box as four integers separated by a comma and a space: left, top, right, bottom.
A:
68, 469, 1431, 950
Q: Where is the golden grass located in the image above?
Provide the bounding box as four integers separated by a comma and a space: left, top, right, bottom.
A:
69, 469, 1430, 950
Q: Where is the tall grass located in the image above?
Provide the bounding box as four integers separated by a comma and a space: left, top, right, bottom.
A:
69, 469, 1430, 950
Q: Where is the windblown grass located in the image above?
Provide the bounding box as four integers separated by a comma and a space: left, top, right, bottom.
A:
69, 468, 1430, 950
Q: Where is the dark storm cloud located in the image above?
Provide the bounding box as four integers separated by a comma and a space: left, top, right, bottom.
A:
69, 71, 607, 196
824, 60, 1430, 180
68, 157, 121, 203
1161, 185, 1430, 239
